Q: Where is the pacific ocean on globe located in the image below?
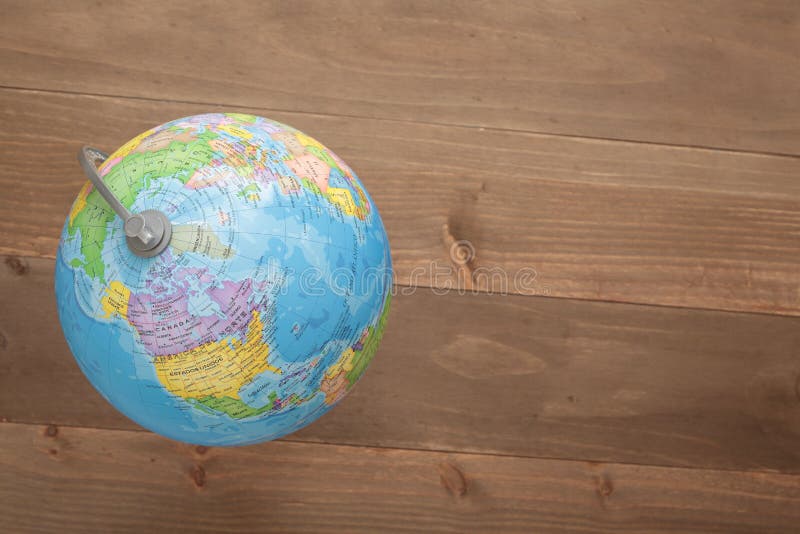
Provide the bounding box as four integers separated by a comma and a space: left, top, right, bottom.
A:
55, 113, 392, 446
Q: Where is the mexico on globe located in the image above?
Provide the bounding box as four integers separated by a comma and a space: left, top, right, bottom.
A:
55, 113, 392, 446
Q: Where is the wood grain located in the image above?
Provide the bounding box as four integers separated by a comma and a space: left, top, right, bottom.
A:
3, 3, 800, 530
2, 421, 800, 533
3, 88, 800, 314
2, 1, 800, 155
3, 255, 800, 473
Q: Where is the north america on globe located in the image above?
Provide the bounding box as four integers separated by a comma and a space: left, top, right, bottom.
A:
56, 113, 392, 446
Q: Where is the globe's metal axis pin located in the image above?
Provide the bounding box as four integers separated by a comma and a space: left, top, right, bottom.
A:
78, 146, 172, 258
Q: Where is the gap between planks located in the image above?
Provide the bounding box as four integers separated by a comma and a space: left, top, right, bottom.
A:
3, 255, 800, 474
5, 84, 800, 162
4, 88, 800, 315
3, 420, 800, 533
4, 0, 800, 156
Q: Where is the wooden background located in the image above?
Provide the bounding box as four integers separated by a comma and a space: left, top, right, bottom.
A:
2, 1, 800, 531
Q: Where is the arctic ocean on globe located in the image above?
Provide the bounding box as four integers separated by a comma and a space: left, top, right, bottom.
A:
55, 113, 392, 446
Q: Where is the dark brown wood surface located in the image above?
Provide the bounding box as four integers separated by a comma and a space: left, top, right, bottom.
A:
4, 89, 800, 314
2, 1, 800, 155
3, 255, 800, 473
3, 421, 800, 534
2, 1, 800, 532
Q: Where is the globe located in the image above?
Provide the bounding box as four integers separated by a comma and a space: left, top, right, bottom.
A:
55, 113, 392, 446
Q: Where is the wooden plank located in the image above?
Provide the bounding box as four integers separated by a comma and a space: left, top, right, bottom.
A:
2, 421, 800, 533
3, 255, 800, 473
2, 1, 800, 155
3, 89, 800, 314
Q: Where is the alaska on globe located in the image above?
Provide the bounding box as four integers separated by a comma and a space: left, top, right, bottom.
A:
56, 113, 392, 446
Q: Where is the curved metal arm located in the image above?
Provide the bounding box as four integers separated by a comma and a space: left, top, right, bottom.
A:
77, 146, 172, 258
78, 146, 132, 221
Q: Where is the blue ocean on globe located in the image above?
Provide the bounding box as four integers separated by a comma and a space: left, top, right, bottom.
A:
55, 113, 392, 446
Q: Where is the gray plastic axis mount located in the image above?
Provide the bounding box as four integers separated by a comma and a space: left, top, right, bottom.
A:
78, 146, 172, 258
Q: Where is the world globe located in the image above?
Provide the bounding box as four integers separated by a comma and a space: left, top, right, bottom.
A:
55, 113, 392, 446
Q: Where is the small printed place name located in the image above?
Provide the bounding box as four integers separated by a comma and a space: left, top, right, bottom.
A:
167, 356, 224, 377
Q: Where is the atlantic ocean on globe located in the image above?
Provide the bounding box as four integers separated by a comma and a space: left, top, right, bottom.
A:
55, 113, 392, 446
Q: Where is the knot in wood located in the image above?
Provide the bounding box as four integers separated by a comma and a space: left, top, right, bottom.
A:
4, 256, 28, 276
438, 461, 468, 497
